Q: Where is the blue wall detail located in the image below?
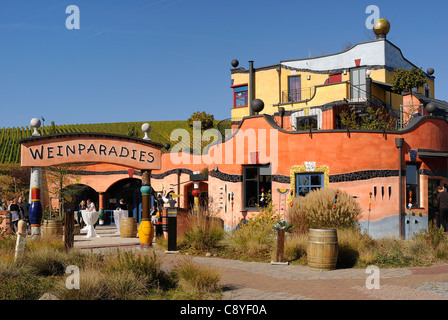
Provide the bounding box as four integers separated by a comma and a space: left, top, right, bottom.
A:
359, 214, 428, 239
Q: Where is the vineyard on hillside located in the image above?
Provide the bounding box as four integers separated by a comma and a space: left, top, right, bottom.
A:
0, 120, 231, 164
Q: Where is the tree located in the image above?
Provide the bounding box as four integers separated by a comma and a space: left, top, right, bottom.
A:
43, 164, 88, 219
392, 68, 427, 97
48, 121, 57, 134
127, 125, 138, 138
0, 164, 30, 201
187, 111, 215, 131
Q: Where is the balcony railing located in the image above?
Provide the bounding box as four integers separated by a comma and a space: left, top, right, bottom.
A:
282, 87, 315, 103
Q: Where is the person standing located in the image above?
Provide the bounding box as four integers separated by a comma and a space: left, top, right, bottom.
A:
8, 198, 20, 233
77, 200, 86, 228
117, 198, 127, 211
436, 185, 448, 232
86, 199, 98, 228
18, 196, 30, 232
86, 199, 96, 211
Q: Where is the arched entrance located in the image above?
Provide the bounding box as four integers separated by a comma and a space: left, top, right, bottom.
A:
184, 181, 208, 212
19, 130, 164, 237
106, 178, 142, 222
62, 184, 98, 209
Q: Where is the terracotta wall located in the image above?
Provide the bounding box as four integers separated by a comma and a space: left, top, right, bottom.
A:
35, 114, 448, 238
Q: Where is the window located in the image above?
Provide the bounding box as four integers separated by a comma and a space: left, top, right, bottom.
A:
350, 68, 366, 101
295, 172, 324, 197
243, 165, 272, 209
288, 75, 302, 102
296, 115, 318, 131
424, 84, 431, 98
406, 164, 419, 207
290, 109, 322, 130
325, 73, 342, 84
232, 84, 248, 108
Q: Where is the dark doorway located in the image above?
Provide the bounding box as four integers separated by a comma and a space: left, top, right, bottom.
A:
64, 184, 98, 211
106, 178, 142, 222
428, 179, 440, 227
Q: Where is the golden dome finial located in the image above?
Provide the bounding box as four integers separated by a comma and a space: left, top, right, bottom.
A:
373, 18, 390, 39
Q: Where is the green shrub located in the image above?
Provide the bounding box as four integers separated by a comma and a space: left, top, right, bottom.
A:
172, 258, 221, 294
106, 272, 147, 300
21, 248, 68, 277
0, 272, 43, 300
226, 193, 279, 256
336, 228, 375, 268
107, 251, 175, 290
414, 221, 447, 248
187, 111, 215, 131
53, 267, 110, 300
281, 233, 307, 263
183, 214, 225, 251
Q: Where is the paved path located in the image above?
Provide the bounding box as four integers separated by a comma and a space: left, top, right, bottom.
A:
74, 225, 448, 300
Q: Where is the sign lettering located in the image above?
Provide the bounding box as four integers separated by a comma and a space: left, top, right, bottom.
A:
20, 135, 162, 170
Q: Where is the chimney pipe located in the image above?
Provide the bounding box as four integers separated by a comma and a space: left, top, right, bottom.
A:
395, 138, 404, 239
249, 61, 254, 116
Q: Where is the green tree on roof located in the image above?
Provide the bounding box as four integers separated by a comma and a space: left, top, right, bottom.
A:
392, 67, 427, 97
187, 111, 214, 131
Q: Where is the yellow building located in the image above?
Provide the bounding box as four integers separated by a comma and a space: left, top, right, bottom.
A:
230, 19, 435, 131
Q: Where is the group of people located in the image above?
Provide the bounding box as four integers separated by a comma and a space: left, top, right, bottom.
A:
76, 199, 96, 228
70, 192, 172, 235
0, 196, 30, 233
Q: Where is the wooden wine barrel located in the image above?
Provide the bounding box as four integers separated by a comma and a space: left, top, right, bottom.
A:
120, 217, 137, 238
42, 219, 63, 237
307, 228, 338, 270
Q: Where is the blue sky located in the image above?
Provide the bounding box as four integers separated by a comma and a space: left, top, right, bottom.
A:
1, 0, 447, 128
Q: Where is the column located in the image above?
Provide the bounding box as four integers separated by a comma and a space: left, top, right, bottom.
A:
98, 192, 105, 224
29, 167, 43, 237
139, 169, 154, 247
141, 170, 151, 220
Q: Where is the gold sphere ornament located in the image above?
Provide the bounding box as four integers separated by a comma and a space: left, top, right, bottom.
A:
373, 18, 390, 38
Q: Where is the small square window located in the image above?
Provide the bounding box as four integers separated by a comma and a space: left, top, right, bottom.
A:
296, 115, 318, 131
232, 85, 248, 108
295, 172, 324, 197
243, 165, 272, 209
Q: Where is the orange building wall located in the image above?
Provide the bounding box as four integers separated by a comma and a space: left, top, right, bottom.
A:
36, 114, 448, 238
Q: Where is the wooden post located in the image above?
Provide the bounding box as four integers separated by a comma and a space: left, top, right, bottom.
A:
64, 210, 74, 252
276, 230, 285, 262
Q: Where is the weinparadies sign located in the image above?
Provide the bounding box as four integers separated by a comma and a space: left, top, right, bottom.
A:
19, 132, 163, 170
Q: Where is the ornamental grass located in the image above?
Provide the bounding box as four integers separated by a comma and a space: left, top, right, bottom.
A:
288, 187, 362, 231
